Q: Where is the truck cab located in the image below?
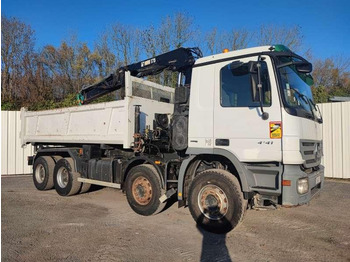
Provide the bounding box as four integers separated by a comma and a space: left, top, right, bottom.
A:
183, 45, 324, 207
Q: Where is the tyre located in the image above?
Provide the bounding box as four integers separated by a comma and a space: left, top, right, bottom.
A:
188, 169, 247, 234
53, 158, 81, 196
52, 155, 90, 194
125, 164, 165, 216
33, 156, 56, 190
80, 183, 91, 194
52, 155, 63, 163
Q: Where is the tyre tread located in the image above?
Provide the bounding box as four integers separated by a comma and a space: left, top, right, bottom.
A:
188, 168, 247, 233
143, 164, 166, 215
33, 156, 55, 191
80, 183, 91, 194
54, 158, 81, 196
42, 156, 56, 190
125, 164, 165, 216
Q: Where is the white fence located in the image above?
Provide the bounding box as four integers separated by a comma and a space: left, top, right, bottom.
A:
319, 102, 350, 179
1, 111, 34, 175
1, 102, 350, 177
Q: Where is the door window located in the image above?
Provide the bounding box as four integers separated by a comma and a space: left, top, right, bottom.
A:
220, 62, 271, 107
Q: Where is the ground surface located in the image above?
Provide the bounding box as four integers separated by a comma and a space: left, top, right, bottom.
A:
1, 176, 350, 262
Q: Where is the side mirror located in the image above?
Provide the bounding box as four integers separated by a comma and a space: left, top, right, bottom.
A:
250, 74, 259, 102
251, 61, 269, 120
295, 62, 312, 73
230, 60, 269, 120
248, 61, 260, 102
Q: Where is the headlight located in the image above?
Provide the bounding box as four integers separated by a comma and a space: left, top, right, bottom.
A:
298, 178, 309, 194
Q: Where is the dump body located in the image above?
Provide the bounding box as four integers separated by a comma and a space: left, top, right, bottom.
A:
21, 73, 174, 148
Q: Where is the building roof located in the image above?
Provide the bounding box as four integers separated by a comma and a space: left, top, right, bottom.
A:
329, 96, 350, 102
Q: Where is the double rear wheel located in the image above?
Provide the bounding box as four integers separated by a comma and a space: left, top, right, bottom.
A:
33, 156, 56, 190
53, 158, 82, 196
33, 155, 91, 195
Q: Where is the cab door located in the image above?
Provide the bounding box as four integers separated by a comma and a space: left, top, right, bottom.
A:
213, 56, 282, 162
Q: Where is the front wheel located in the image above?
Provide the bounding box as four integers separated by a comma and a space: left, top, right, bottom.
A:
188, 169, 247, 234
125, 164, 165, 216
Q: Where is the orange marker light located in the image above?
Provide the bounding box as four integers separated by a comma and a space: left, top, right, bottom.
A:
223, 48, 229, 53
154, 160, 161, 165
282, 180, 291, 186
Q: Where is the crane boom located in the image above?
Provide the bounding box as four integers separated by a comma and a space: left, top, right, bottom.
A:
78, 47, 202, 104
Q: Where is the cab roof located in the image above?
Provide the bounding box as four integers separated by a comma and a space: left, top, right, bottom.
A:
194, 45, 285, 66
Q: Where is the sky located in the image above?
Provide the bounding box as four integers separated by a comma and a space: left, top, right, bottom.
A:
2, 0, 350, 60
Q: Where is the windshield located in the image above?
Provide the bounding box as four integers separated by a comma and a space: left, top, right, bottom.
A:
278, 58, 315, 116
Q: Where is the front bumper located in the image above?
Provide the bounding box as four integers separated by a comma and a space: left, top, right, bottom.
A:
282, 165, 324, 206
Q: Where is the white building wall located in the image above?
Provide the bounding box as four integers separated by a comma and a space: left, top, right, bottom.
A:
1, 101, 350, 177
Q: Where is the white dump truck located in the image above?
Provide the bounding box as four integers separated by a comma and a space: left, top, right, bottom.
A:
21, 45, 324, 233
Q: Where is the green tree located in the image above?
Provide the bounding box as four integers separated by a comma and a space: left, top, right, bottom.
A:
312, 56, 350, 101
40, 40, 98, 100
312, 86, 329, 103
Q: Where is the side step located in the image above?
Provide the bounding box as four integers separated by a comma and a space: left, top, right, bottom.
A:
77, 178, 121, 189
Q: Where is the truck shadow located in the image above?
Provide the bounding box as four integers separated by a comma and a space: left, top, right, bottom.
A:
87, 184, 104, 193
196, 215, 232, 262
159, 199, 232, 261
160, 194, 178, 212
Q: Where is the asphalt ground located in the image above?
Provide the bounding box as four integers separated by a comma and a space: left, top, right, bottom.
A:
1, 176, 350, 262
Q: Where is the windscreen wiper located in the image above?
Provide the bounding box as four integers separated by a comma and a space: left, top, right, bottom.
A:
289, 87, 308, 104
289, 87, 316, 121
308, 99, 323, 124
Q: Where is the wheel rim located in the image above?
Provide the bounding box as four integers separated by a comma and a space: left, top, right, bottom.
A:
132, 176, 152, 205
35, 164, 46, 183
198, 184, 229, 220
57, 166, 69, 188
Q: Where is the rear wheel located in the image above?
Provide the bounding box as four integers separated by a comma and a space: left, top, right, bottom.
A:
188, 169, 247, 234
125, 164, 165, 216
80, 183, 91, 194
33, 156, 55, 190
52, 155, 63, 163
53, 158, 81, 196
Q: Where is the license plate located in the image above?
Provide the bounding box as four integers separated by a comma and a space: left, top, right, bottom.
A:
316, 175, 321, 184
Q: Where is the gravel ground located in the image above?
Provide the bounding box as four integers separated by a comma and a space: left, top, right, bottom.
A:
2, 176, 350, 262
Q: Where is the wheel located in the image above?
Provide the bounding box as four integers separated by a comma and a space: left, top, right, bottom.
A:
52, 155, 63, 163
125, 164, 165, 216
53, 158, 81, 196
188, 169, 247, 234
80, 183, 91, 194
33, 156, 55, 190
52, 155, 90, 194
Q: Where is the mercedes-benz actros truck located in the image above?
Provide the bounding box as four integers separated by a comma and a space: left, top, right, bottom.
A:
21, 45, 324, 233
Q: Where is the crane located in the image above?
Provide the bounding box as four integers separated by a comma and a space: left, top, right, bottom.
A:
78, 47, 202, 104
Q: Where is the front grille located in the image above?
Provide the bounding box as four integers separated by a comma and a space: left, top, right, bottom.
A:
300, 140, 323, 168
